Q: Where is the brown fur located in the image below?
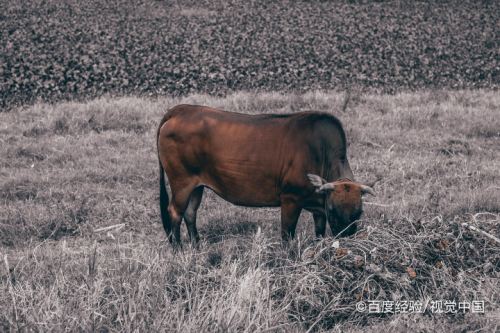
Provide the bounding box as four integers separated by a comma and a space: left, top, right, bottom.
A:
157, 104, 371, 245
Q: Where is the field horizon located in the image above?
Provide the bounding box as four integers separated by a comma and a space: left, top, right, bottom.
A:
1, 89, 499, 332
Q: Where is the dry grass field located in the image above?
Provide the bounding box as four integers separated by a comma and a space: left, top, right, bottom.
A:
0, 90, 499, 332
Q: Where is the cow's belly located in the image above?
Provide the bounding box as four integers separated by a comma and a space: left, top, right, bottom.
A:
208, 186, 281, 207
193, 123, 285, 207
200, 162, 282, 207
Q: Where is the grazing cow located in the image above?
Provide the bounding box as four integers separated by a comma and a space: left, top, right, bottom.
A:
157, 105, 374, 245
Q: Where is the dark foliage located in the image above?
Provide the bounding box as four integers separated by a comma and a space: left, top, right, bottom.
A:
1, 0, 498, 109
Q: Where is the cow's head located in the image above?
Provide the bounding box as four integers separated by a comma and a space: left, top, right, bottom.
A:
307, 174, 375, 237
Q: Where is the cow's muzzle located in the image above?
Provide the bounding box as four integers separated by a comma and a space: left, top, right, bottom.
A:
330, 221, 357, 237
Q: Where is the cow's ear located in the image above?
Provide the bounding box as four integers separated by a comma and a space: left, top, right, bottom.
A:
307, 174, 326, 188
307, 174, 335, 193
360, 184, 376, 196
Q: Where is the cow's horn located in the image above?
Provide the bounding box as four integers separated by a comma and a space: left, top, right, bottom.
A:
360, 184, 376, 196
318, 183, 335, 193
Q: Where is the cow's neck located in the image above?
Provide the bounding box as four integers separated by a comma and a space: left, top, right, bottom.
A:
321, 159, 354, 183
337, 158, 354, 182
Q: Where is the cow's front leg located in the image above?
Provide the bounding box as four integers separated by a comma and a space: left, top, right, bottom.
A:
280, 196, 302, 241
327, 216, 340, 237
313, 212, 326, 238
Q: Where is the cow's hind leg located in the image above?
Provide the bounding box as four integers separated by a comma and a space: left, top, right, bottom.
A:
168, 181, 198, 247
184, 186, 204, 246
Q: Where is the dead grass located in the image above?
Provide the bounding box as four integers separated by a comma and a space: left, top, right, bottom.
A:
0, 90, 499, 332
178, 7, 217, 17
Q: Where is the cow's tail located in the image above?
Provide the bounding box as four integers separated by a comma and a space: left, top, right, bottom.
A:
159, 160, 171, 240
157, 114, 172, 241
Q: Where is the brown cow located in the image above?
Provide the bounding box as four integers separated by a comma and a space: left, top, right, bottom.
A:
157, 104, 374, 245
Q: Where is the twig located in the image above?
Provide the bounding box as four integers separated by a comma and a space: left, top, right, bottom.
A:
305, 296, 339, 333
472, 212, 498, 221
93, 223, 125, 233
4, 255, 19, 324
462, 222, 500, 245
341, 89, 351, 113
485, 186, 500, 191
364, 202, 393, 207
360, 140, 382, 148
